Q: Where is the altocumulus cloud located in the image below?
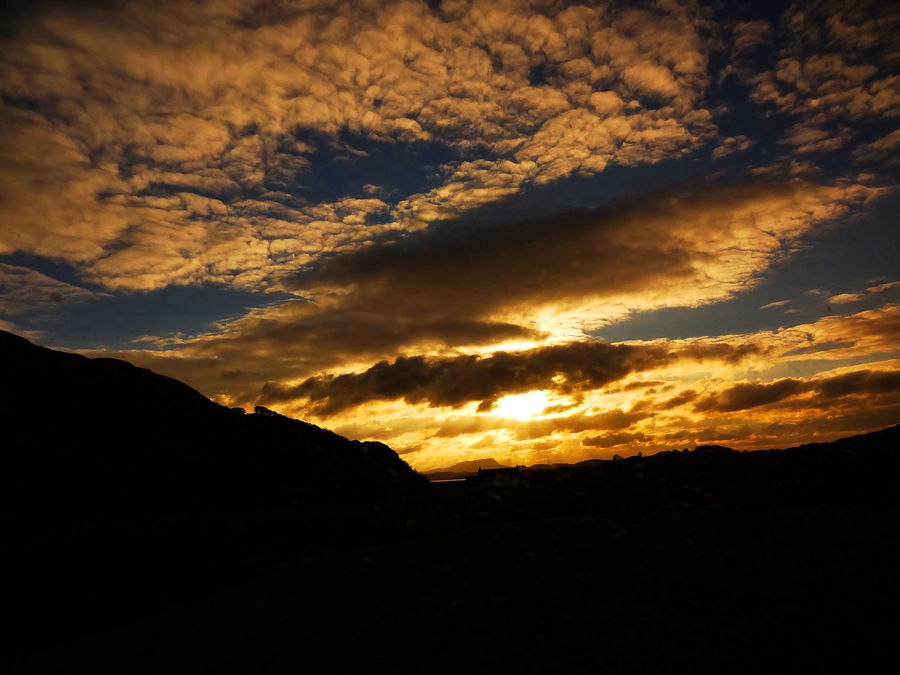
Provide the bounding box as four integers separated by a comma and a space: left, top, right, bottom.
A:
0, 0, 723, 292
733, 0, 900, 159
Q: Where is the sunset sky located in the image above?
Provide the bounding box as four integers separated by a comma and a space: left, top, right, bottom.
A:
1, 0, 898, 470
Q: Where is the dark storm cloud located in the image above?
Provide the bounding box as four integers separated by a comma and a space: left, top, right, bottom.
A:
260, 339, 760, 416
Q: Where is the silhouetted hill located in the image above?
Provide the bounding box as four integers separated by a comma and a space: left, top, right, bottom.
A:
459, 424, 900, 511
425, 457, 509, 479
0, 330, 422, 515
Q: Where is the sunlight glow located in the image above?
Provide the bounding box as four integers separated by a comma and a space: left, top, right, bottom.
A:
492, 390, 550, 420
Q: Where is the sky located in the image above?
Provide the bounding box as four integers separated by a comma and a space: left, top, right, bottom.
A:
1, 0, 898, 470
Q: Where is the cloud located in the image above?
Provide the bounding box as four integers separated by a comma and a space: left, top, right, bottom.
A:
0, 263, 105, 316
730, 20, 772, 55
621, 63, 682, 100
424, 406, 652, 445
656, 389, 698, 410
284, 177, 877, 341
96, 294, 543, 407
806, 303, 900, 349
869, 280, 900, 294
706, 302, 900, 368
0, 318, 43, 341
583, 431, 649, 449
0, 0, 720, 292
711, 134, 753, 159
260, 339, 759, 416
853, 129, 900, 164
826, 280, 900, 304
780, 122, 853, 155
694, 378, 810, 413
736, 0, 900, 159
694, 369, 900, 413
827, 293, 863, 305
77, 178, 885, 413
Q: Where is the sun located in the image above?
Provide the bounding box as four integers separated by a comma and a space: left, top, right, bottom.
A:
492, 390, 550, 421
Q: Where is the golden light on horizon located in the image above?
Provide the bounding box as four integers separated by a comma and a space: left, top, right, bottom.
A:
491, 390, 551, 421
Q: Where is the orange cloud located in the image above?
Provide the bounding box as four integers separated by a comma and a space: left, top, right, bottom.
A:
259, 339, 759, 416
737, 0, 900, 158
826, 281, 900, 305
285, 177, 880, 343
0, 0, 719, 292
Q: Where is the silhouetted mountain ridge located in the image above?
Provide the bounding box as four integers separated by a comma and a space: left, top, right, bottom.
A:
0, 330, 422, 514
425, 457, 509, 479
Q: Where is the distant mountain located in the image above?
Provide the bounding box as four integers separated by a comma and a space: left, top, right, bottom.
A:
425, 457, 509, 480
0, 330, 423, 515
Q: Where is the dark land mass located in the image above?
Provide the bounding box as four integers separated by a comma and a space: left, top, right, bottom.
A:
3, 331, 899, 673
0, 329, 423, 512
424, 457, 509, 479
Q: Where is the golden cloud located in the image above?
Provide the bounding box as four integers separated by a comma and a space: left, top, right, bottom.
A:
258, 339, 759, 416
0, 262, 105, 315
737, 0, 900, 157
0, 0, 718, 291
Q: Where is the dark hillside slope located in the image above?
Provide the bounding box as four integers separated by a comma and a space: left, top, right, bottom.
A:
456, 425, 900, 517
0, 330, 421, 515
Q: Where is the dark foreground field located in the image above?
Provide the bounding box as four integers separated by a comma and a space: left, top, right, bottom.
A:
11, 489, 899, 674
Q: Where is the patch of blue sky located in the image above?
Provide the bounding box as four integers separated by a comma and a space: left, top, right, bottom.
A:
285, 127, 464, 205
0, 252, 291, 350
